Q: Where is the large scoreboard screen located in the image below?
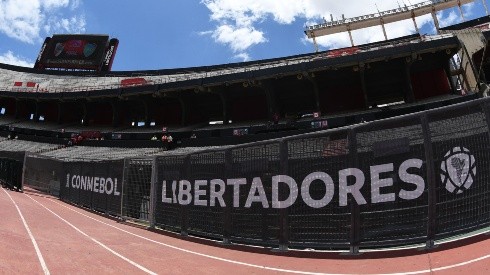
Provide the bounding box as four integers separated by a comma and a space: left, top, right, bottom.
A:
34, 34, 118, 72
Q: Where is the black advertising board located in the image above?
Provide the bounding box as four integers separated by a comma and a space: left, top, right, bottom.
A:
33, 37, 51, 70
100, 38, 119, 72
37, 34, 109, 70
60, 160, 124, 215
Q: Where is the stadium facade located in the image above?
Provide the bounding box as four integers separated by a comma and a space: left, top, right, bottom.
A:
0, 14, 490, 252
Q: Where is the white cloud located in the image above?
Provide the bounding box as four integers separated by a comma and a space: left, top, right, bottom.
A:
233, 52, 250, 62
69, 0, 81, 10
212, 24, 266, 52
44, 14, 86, 34
0, 0, 42, 43
41, 0, 69, 10
0, 0, 84, 43
0, 50, 33, 67
201, 0, 477, 56
438, 10, 461, 28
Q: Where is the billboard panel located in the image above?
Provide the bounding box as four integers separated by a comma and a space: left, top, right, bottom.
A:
100, 38, 119, 72
36, 34, 109, 70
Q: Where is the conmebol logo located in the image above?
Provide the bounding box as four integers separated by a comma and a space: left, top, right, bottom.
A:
440, 147, 476, 194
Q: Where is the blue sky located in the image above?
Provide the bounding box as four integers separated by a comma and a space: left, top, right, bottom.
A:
0, 0, 488, 71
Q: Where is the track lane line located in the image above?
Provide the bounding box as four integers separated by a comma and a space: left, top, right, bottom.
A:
26, 194, 157, 275
46, 197, 490, 275
1, 188, 50, 275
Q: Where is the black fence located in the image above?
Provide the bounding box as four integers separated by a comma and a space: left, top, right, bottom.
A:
23, 152, 63, 195
16, 96, 490, 251
60, 160, 123, 215
23, 154, 124, 216
150, 97, 490, 250
0, 157, 23, 190
121, 158, 153, 222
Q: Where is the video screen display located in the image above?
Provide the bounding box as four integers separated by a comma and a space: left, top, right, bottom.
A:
39, 35, 109, 70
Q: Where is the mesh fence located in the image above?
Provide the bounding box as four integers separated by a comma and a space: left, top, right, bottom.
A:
155, 155, 188, 231
10, 96, 490, 250
428, 102, 490, 238
228, 143, 281, 245
58, 160, 123, 215
122, 158, 153, 222
0, 157, 23, 190
356, 117, 428, 248
151, 97, 490, 250
186, 151, 226, 239
287, 132, 351, 248
23, 152, 63, 195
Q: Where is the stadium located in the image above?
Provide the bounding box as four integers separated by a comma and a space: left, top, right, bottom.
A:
1, 0, 490, 273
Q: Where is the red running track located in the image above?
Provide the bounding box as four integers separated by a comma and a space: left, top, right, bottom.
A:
1, 187, 489, 275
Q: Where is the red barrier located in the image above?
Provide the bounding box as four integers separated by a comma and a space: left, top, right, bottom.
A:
326, 47, 359, 58
121, 78, 148, 87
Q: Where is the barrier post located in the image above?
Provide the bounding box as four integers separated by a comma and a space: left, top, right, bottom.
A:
482, 102, 490, 144
421, 114, 437, 248
481, 102, 490, 236
180, 155, 190, 236
222, 149, 232, 244
277, 140, 289, 251
348, 129, 360, 254
120, 158, 128, 220
20, 152, 28, 192
149, 156, 158, 228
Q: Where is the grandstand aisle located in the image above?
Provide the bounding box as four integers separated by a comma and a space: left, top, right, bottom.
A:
1, 187, 489, 274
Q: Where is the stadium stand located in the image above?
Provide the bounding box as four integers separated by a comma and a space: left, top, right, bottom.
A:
0, 139, 62, 153
40, 146, 164, 162
1, 14, 490, 252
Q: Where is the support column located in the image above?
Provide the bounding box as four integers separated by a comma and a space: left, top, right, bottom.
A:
380, 18, 388, 41
411, 11, 420, 34
111, 100, 121, 128
444, 60, 458, 94
14, 100, 20, 119
141, 98, 151, 127
405, 60, 415, 103
431, 8, 440, 34
57, 102, 64, 124
260, 80, 278, 121
209, 86, 230, 125
178, 95, 189, 126
312, 34, 319, 53
347, 25, 354, 46
458, 1, 465, 22
219, 90, 230, 125
34, 101, 41, 121
359, 65, 370, 108
306, 73, 321, 112
81, 101, 89, 126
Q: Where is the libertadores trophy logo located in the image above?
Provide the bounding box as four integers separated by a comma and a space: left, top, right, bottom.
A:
440, 147, 476, 194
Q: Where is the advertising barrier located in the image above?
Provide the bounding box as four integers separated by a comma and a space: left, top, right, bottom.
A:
11, 96, 490, 251
152, 97, 490, 250
121, 158, 153, 222
0, 157, 23, 190
60, 160, 124, 215
23, 153, 63, 195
